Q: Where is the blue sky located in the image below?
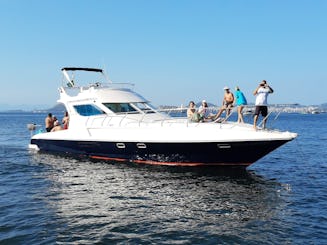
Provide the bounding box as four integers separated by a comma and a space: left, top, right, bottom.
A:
0, 0, 326, 110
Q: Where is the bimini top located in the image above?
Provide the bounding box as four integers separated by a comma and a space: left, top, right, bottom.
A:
61, 67, 109, 88
61, 67, 103, 73
58, 67, 145, 104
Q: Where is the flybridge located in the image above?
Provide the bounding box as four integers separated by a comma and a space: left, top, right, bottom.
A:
60, 67, 134, 97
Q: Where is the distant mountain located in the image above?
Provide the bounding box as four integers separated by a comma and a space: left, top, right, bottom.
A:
195, 102, 216, 107
42, 103, 66, 114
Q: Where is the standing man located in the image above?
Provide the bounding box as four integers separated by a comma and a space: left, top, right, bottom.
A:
253, 80, 274, 129
45, 113, 54, 132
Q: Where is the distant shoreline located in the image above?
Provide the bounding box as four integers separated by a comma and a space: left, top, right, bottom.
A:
1, 103, 326, 114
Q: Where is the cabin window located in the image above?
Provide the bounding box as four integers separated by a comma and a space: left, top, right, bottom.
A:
103, 103, 138, 114
73, 104, 105, 116
131, 102, 155, 113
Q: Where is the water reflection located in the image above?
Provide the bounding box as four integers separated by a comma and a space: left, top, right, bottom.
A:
30, 153, 291, 244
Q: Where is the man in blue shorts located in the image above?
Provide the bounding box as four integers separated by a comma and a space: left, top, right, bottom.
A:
253, 80, 274, 129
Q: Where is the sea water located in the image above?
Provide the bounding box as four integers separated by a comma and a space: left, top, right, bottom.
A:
0, 112, 326, 244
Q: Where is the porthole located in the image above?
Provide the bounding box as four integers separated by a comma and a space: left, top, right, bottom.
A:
136, 143, 147, 149
116, 143, 126, 149
217, 144, 231, 149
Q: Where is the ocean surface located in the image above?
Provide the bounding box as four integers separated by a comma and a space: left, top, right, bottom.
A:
0, 112, 326, 244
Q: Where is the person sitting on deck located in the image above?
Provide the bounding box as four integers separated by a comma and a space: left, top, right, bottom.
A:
187, 101, 201, 122
213, 86, 235, 122
198, 100, 209, 122
51, 120, 62, 132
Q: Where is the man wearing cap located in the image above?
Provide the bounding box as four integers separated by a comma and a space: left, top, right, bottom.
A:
214, 86, 235, 121
253, 80, 274, 129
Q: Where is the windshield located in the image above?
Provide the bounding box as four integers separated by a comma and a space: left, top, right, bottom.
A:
103, 103, 138, 114
131, 102, 156, 113
102, 102, 156, 114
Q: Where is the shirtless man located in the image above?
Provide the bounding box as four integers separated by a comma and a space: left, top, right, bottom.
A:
214, 86, 235, 120
45, 113, 54, 132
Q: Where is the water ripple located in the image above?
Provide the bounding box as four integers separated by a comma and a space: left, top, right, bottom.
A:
1, 113, 327, 244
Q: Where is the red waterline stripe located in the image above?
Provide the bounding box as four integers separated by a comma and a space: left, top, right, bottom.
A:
90, 156, 127, 162
89, 155, 251, 167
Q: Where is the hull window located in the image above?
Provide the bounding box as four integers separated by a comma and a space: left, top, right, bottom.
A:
217, 144, 231, 149
116, 143, 126, 149
136, 143, 147, 149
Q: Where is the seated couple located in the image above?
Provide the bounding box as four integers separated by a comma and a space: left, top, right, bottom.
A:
187, 100, 210, 122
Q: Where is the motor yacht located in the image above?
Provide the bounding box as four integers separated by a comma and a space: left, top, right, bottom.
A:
29, 67, 297, 167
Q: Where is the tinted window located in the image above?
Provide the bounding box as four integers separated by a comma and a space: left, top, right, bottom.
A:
74, 104, 104, 116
